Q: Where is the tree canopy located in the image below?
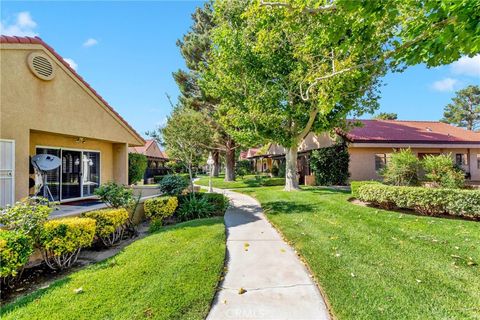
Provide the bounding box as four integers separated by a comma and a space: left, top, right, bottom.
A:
441, 85, 480, 131
374, 113, 398, 120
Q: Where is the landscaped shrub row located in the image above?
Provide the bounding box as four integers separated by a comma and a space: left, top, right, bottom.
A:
350, 180, 382, 198
83, 208, 129, 246
357, 184, 480, 218
144, 196, 178, 222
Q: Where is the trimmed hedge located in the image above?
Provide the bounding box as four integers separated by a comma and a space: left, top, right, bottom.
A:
144, 196, 178, 222
84, 208, 129, 246
357, 184, 480, 218
350, 180, 382, 198
0, 230, 33, 278
40, 217, 96, 269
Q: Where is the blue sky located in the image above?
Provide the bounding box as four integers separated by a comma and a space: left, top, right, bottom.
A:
1, 1, 479, 138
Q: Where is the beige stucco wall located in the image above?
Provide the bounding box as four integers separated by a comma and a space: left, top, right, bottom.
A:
1, 44, 142, 201
348, 146, 480, 181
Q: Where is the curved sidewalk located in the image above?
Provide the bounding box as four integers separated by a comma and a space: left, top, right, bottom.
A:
207, 188, 330, 320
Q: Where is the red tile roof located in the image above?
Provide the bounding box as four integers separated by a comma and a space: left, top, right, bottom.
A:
0, 35, 145, 145
344, 120, 480, 144
129, 139, 168, 159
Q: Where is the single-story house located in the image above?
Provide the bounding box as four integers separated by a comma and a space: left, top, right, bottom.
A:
0, 36, 145, 207
248, 120, 480, 184
129, 139, 169, 183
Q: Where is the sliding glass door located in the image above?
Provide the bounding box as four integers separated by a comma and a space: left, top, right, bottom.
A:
35, 147, 100, 201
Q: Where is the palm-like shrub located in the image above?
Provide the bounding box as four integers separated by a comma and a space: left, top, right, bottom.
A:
40, 217, 96, 269
84, 209, 129, 247
176, 195, 213, 221
381, 149, 420, 186
422, 153, 465, 188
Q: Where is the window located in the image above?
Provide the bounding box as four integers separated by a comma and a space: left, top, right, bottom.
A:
455, 153, 468, 166
375, 153, 390, 171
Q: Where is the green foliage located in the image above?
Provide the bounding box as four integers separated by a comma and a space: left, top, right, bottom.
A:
0, 230, 33, 278
148, 219, 164, 233
235, 160, 251, 178
381, 149, 420, 186
310, 144, 350, 186
201, 193, 230, 216
0, 197, 52, 241
94, 182, 134, 208
159, 175, 189, 196
83, 208, 129, 238
374, 112, 398, 120
153, 175, 165, 183
128, 153, 147, 185
441, 85, 479, 131
166, 160, 186, 174
278, 161, 286, 178
358, 184, 480, 218
176, 195, 214, 222
350, 180, 382, 199
40, 218, 96, 256
422, 154, 465, 188
144, 196, 179, 222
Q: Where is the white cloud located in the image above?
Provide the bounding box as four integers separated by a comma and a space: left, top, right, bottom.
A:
0, 11, 38, 37
451, 55, 480, 77
63, 58, 78, 71
431, 78, 458, 92
83, 38, 98, 47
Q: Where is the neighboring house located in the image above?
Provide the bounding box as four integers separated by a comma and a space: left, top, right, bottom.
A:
0, 36, 145, 207
129, 139, 168, 183
247, 120, 480, 184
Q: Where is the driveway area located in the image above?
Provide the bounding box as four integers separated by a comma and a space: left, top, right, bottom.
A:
207, 188, 330, 320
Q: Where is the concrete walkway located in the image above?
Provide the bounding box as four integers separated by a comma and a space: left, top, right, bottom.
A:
207, 188, 330, 320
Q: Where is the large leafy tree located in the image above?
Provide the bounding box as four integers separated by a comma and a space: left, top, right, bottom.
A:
174, 2, 238, 181
441, 85, 480, 131
204, 0, 479, 191
374, 112, 398, 120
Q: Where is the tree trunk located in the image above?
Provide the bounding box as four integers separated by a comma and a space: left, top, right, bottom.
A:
224, 139, 236, 182
213, 150, 220, 177
187, 164, 195, 194
284, 146, 300, 191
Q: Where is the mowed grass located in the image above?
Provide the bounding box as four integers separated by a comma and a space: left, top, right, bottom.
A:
196, 174, 284, 189
239, 186, 480, 319
2, 218, 226, 320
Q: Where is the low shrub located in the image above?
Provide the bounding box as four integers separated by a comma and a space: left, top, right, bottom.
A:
201, 193, 230, 215
94, 182, 134, 208
0, 230, 33, 279
40, 217, 96, 269
0, 197, 52, 241
261, 177, 285, 186
350, 180, 381, 198
84, 208, 129, 246
422, 154, 465, 188
158, 175, 189, 196
176, 195, 214, 221
148, 219, 163, 233
358, 184, 480, 218
381, 149, 420, 186
144, 196, 178, 223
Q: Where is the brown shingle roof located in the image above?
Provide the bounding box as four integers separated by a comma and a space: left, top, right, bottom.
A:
344, 120, 480, 144
129, 139, 168, 159
0, 35, 145, 145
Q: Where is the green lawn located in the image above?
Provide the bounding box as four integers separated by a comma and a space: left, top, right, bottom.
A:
2, 218, 225, 320
238, 186, 480, 319
196, 174, 284, 189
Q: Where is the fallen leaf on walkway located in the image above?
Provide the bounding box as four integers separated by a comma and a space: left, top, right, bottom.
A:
280, 248, 286, 253
238, 287, 247, 295
223, 299, 227, 304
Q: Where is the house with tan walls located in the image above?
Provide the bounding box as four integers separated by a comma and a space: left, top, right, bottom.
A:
0, 36, 145, 207
247, 120, 480, 185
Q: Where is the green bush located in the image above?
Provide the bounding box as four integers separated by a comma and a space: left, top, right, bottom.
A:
148, 219, 163, 233
310, 143, 350, 185
350, 180, 381, 198
144, 196, 178, 222
0, 230, 33, 278
128, 153, 148, 184
40, 217, 96, 269
381, 149, 420, 186
84, 208, 129, 246
278, 161, 286, 178
202, 193, 230, 215
236, 160, 251, 178
176, 195, 214, 221
94, 182, 134, 208
357, 184, 480, 218
153, 175, 165, 183
0, 197, 52, 240
422, 154, 465, 188
158, 175, 189, 196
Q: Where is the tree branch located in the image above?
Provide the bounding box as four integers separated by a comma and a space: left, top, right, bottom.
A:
260, 1, 336, 14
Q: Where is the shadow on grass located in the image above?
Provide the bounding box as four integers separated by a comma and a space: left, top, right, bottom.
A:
263, 201, 317, 216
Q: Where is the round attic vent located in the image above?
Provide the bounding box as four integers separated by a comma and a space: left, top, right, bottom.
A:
27, 52, 55, 81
